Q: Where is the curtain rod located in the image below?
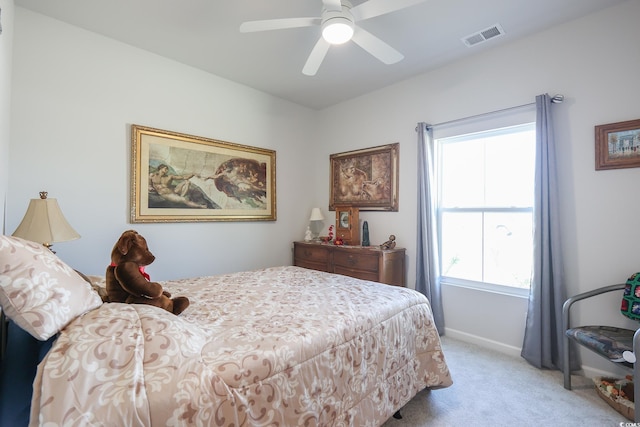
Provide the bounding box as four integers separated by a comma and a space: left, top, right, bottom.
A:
426, 94, 564, 129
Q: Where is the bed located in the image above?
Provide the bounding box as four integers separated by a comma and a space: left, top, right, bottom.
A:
0, 235, 452, 426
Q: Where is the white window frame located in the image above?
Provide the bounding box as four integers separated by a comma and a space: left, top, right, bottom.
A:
432, 107, 536, 298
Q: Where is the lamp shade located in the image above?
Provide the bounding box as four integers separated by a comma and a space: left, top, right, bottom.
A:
12, 192, 80, 246
309, 208, 325, 221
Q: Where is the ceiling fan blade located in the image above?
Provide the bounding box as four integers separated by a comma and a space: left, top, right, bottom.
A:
240, 17, 320, 33
351, 27, 403, 64
351, 0, 427, 22
302, 38, 331, 76
322, 0, 343, 12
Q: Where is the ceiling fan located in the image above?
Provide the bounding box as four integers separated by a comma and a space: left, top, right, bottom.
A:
239, 0, 427, 76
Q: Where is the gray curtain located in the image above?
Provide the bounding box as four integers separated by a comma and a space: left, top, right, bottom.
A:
521, 94, 577, 370
416, 123, 445, 335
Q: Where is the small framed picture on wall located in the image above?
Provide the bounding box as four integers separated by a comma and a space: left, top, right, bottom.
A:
595, 118, 640, 170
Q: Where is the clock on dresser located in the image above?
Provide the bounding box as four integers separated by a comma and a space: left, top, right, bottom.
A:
334, 205, 360, 245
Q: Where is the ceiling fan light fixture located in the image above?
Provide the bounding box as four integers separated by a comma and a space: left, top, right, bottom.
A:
322, 16, 354, 45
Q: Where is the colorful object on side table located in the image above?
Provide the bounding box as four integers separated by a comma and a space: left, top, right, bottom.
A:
621, 272, 640, 321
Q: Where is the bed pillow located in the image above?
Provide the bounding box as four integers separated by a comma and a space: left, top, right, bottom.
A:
0, 235, 103, 340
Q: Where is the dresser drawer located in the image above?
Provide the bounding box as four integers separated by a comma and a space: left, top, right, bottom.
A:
294, 244, 329, 262
333, 250, 379, 273
295, 258, 328, 272
333, 266, 379, 282
293, 243, 330, 272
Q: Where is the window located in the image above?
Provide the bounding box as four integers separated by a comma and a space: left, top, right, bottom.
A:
437, 123, 535, 294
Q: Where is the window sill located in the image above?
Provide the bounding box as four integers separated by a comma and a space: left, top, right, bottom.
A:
441, 277, 530, 298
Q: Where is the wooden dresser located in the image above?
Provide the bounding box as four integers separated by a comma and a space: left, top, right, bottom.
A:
293, 241, 406, 287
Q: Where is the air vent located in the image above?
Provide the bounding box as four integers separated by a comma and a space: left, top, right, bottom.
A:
462, 24, 505, 47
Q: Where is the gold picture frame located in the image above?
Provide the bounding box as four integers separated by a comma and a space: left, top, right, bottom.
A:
595, 118, 640, 170
329, 143, 399, 211
131, 124, 276, 222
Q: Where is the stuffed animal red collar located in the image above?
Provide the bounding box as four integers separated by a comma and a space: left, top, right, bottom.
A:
110, 262, 149, 281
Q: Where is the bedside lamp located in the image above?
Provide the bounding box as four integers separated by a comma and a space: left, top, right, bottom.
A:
308, 207, 325, 241
12, 191, 80, 253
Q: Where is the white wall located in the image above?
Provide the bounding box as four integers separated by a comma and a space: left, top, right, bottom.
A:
316, 0, 640, 372
0, 0, 14, 231
8, 8, 317, 280
8, 1, 640, 376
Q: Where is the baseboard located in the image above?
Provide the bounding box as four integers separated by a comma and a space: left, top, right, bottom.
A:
444, 328, 625, 380
581, 364, 626, 380
444, 327, 522, 358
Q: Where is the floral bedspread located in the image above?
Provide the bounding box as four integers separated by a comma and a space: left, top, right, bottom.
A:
30, 266, 452, 426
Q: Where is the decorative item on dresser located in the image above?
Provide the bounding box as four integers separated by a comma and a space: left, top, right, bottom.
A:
380, 234, 396, 250
335, 205, 360, 245
362, 221, 370, 246
293, 241, 405, 287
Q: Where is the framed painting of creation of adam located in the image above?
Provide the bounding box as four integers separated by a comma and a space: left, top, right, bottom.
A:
131, 125, 276, 222
329, 143, 399, 211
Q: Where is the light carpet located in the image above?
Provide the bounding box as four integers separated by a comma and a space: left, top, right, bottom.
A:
382, 336, 628, 427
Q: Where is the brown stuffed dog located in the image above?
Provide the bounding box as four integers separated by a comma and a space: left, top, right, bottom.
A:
105, 230, 189, 315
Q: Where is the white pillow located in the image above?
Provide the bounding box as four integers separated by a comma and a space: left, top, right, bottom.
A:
0, 235, 103, 340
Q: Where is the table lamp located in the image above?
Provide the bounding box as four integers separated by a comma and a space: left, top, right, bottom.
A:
309, 207, 325, 241
12, 191, 80, 253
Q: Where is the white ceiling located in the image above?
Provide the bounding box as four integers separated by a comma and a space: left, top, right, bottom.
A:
14, 0, 627, 110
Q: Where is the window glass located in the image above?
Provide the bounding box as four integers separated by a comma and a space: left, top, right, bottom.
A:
437, 123, 535, 291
